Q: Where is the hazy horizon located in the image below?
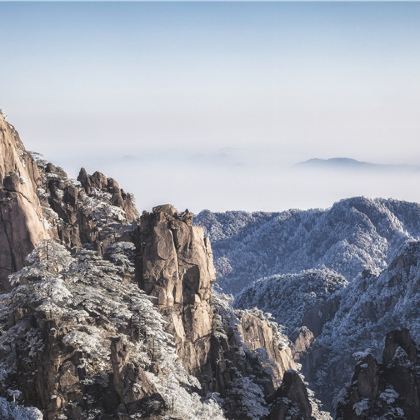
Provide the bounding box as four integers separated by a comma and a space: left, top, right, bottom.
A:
1, 2, 419, 212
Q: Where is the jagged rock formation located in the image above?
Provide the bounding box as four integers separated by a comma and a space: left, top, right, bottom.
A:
133, 204, 215, 374
0, 234, 306, 420
267, 370, 313, 420
336, 329, 420, 419
207, 295, 304, 419
37, 161, 137, 255
0, 113, 139, 291
0, 114, 49, 289
196, 198, 420, 294
77, 168, 138, 222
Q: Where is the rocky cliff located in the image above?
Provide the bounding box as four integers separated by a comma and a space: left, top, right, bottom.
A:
0, 114, 49, 289
133, 204, 215, 374
0, 240, 225, 419
236, 269, 347, 340
38, 162, 137, 254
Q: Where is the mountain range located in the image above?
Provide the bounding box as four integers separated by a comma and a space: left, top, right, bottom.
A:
0, 113, 418, 419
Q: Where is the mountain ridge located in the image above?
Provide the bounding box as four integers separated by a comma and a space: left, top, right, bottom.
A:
196, 196, 420, 294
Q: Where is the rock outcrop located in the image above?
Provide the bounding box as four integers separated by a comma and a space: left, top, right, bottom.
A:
336, 329, 420, 419
0, 115, 139, 291
268, 370, 313, 420
133, 205, 307, 419
238, 311, 296, 387
36, 160, 137, 255
0, 114, 49, 289
78, 168, 138, 222
133, 204, 215, 374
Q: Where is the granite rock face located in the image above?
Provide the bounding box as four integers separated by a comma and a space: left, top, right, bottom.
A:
206, 295, 307, 419
0, 114, 49, 289
0, 114, 138, 291
238, 311, 296, 386
336, 329, 420, 420
133, 204, 215, 374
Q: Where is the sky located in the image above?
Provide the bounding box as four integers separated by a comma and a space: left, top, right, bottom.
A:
0, 2, 419, 212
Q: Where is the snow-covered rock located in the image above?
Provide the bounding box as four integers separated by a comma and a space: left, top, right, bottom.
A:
0, 241, 225, 419
336, 329, 419, 419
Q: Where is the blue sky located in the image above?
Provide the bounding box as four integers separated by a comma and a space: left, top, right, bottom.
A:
1, 2, 419, 211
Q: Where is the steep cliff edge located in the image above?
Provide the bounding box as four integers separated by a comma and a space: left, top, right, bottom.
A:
208, 294, 305, 419
133, 204, 215, 374
0, 114, 49, 289
0, 114, 138, 291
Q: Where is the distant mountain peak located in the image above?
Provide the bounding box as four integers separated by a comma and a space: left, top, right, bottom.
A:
302, 157, 368, 165
296, 157, 419, 172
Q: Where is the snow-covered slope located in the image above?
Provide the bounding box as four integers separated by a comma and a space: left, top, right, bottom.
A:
235, 269, 348, 337
196, 197, 420, 294
304, 240, 420, 409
